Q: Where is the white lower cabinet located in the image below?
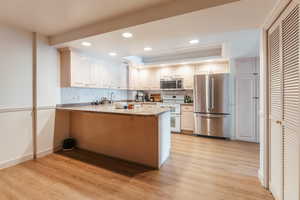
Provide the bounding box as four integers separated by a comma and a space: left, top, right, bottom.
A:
181, 105, 194, 132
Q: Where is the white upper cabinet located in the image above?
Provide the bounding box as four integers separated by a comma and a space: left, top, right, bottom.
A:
195, 62, 229, 75
151, 68, 161, 90
60, 48, 229, 91
138, 68, 150, 90
72, 54, 97, 88
60, 48, 127, 89
60, 48, 95, 88
160, 66, 177, 79
175, 65, 195, 89
159, 65, 194, 89
131, 63, 230, 91
128, 66, 140, 90
139, 68, 161, 90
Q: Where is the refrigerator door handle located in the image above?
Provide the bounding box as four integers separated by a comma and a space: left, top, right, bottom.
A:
198, 114, 227, 118
205, 75, 210, 112
210, 77, 214, 110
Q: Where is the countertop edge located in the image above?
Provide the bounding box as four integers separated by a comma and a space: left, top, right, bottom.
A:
56, 106, 170, 116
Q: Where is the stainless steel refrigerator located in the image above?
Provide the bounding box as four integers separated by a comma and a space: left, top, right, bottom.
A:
193, 73, 231, 138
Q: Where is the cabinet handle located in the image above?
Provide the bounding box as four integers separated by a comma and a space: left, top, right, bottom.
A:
276, 120, 282, 125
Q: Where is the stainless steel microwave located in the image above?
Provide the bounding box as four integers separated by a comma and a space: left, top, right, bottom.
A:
160, 79, 183, 89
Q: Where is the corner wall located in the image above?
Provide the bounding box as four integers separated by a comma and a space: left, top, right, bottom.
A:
0, 24, 34, 168
0, 25, 67, 169
36, 34, 68, 157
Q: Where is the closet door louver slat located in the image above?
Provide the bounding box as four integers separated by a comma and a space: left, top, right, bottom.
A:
270, 27, 283, 120
282, 4, 300, 200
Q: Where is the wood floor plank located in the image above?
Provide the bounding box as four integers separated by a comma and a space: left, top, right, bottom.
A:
0, 134, 274, 200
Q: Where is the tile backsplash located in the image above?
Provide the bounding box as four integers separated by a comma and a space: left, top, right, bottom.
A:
61, 88, 130, 104
60, 87, 193, 104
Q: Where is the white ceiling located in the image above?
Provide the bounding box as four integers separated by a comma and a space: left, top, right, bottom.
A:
0, 0, 172, 35
59, 0, 277, 61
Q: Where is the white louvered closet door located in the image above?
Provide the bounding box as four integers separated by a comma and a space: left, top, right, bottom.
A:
268, 1, 300, 200
281, 2, 300, 200
268, 22, 284, 200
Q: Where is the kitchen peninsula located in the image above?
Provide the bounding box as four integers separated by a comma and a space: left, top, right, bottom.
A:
57, 104, 171, 169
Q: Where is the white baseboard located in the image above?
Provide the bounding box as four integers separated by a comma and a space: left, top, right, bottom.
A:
0, 145, 62, 170
258, 168, 265, 186
37, 145, 62, 158
0, 153, 33, 169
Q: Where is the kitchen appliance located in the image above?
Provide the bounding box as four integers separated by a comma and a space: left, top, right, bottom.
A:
160, 78, 183, 89
194, 74, 230, 138
114, 102, 127, 109
150, 93, 161, 102
161, 95, 184, 133
136, 91, 145, 102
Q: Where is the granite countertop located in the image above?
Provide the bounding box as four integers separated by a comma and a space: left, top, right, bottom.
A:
135, 101, 193, 105
56, 105, 171, 116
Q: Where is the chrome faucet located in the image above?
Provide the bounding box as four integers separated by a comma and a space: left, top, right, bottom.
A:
110, 92, 114, 103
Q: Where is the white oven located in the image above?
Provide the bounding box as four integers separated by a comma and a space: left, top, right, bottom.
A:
170, 113, 181, 132
160, 103, 180, 114
161, 95, 184, 133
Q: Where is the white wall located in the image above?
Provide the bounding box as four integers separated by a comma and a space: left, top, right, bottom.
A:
0, 25, 66, 168
0, 24, 34, 168
37, 35, 61, 107
36, 34, 67, 156
0, 25, 33, 109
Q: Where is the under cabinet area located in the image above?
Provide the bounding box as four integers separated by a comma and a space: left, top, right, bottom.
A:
181, 105, 194, 133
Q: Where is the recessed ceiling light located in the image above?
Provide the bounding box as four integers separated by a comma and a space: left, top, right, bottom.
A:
81, 41, 92, 46
122, 32, 133, 38
109, 52, 117, 56
144, 47, 152, 51
189, 39, 199, 44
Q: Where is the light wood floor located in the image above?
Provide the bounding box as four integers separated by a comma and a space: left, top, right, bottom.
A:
0, 134, 274, 200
